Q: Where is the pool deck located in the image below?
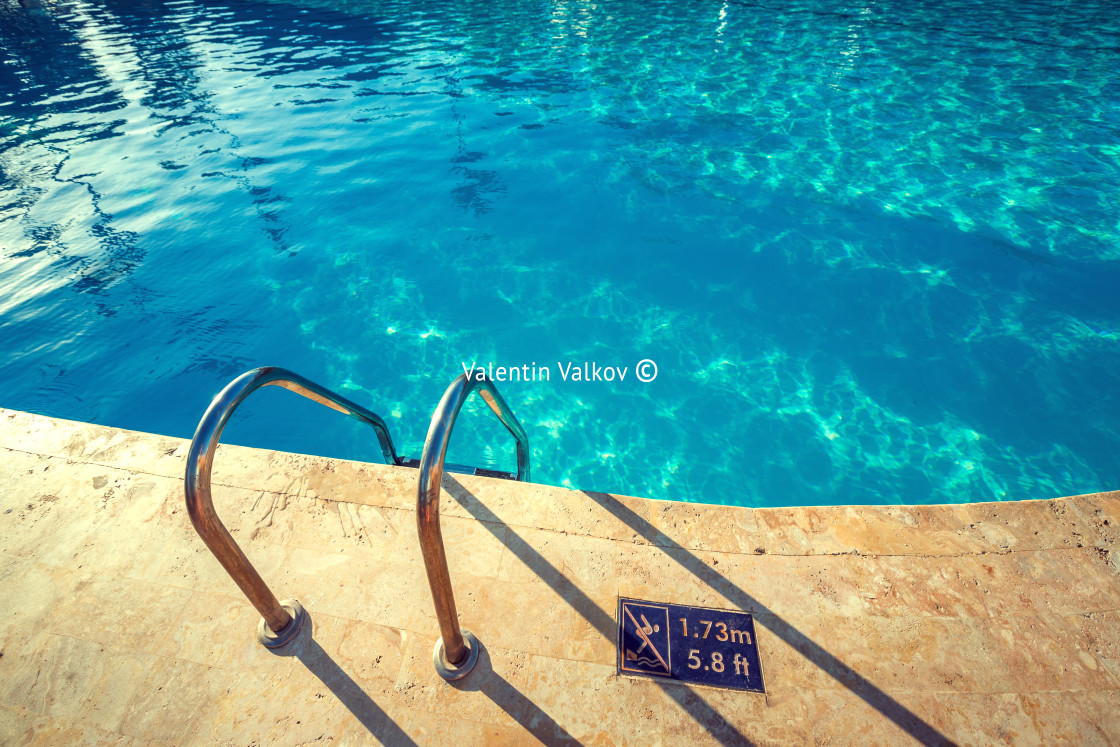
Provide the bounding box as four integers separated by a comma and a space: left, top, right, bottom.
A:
1, 407, 1118, 745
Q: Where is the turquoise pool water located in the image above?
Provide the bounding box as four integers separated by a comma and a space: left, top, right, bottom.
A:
2, 0, 1118, 506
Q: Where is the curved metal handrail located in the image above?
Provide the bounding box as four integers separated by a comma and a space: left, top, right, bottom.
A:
185, 366, 400, 647
417, 371, 530, 680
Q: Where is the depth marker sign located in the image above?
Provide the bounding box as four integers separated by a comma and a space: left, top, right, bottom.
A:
617, 597, 765, 693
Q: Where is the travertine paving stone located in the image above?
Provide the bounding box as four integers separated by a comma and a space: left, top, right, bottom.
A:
0, 407, 1118, 745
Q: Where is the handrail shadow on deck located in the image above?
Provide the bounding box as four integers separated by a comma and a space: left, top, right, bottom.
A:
270, 616, 418, 746
268, 599, 583, 745
444, 477, 757, 746
576, 489, 956, 746
448, 639, 582, 745
443, 476, 957, 747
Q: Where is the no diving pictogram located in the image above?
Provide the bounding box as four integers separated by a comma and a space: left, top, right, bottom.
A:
619, 601, 671, 676
616, 597, 765, 692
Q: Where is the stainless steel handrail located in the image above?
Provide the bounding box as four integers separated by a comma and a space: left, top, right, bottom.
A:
417, 371, 530, 680
185, 366, 401, 647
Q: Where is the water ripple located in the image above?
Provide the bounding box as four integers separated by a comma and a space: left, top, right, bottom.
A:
1, 0, 1118, 505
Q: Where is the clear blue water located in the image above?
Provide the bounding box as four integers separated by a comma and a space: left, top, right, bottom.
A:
2, 0, 1118, 506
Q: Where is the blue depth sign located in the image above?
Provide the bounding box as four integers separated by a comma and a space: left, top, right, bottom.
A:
617, 597, 765, 693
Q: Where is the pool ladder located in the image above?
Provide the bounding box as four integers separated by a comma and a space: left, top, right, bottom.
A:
184, 366, 529, 680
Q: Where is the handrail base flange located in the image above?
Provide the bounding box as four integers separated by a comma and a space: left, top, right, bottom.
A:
257, 599, 307, 648
433, 629, 480, 681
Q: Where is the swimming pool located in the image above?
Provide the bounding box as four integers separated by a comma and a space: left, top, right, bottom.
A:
2, 0, 1118, 506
